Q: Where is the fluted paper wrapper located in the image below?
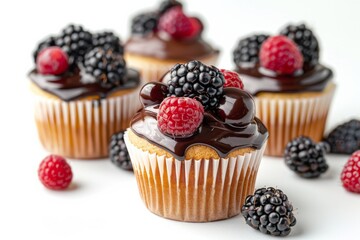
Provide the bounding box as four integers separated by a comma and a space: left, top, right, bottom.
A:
124, 132, 266, 222
255, 86, 336, 156
33, 92, 140, 159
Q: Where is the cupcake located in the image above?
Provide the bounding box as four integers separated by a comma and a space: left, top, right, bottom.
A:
125, 0, 219, 82
232, 24, 336, 156
29, 24, 141, 159
124, 60, 268, 222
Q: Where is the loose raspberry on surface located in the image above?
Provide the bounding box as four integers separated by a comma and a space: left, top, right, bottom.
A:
38, 155, 73, 190
341, 151, 360, 193
36, 47, 69, 75
157, 97, 204, 137
259, 35, 303, 75
220, 69, 244, 89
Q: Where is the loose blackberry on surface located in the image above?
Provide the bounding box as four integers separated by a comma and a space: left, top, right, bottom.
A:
92, 31, 124, 54
33, 36, 57, 62
341, 150, 360, 193
242, 187, 296, 236
233, 34, 269, 67
131, 12, 159, 36
109, 132, 133, 171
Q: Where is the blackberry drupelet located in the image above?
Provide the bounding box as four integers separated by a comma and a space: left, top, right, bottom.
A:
325, 119, 360, 154
84, 47, 127, 88
92, 32, 124, 54
284, 136, 328, 178
131, 12, 158, 35
33, 36, 57, 62
167, 60, 225, 110
109, 132, 132, 171
55, 24, 93, 63
158, 0, 182, 14
233, 34, 269, 67
280, 24, 319, 67
242, 187, 296, 236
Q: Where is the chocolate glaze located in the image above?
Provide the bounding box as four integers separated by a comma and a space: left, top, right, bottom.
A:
125, 33, 219, 60
236, 64, 333, 96
131, 86, 268, 160
29, 67, 141, 101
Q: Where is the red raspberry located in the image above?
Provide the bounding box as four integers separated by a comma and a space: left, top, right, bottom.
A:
38, 155, 73, 190
220, 69, 244, 89
259, 35, 303, 75
158, 6, 201, 39
157, 97, 204, 137
36, 46, 69, 75
341, 151, 360, 193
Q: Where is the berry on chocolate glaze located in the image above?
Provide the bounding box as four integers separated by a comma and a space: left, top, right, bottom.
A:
36, 47, 69, 75
280, 24, 319, 68
157, 97, 204, 137
131, 12, 159, 36
33, 36, 57, 62
38, 155, 73, 190
84, 47, 127, 88
260, 35, 303, 75
284, 136, 328, 178
158, 0, 182, 14
341, 151, 360, 193
220, 69, 244, 89
109, 132, 133, 171
140, 82, 169, 107
325, 119, 360, 154
233, 34, 269, 67
242, 187, 297, 236
167, 60, 225, 110
92, 31, 124, 54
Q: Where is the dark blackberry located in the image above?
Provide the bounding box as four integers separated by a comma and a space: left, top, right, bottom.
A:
167, 60, 225, 110
84, 47, 127, 88
109, 132, 132, 171
158, 0, 182, 14
55, 24, 93, 63
325, 119, 360, 154
131, 12, 158, 36
33, 36, 57, 62
242, 187, 296, 236
92, 31, 124, 54
284, 136, 328, 178
233, 34, 269, 67
280, 24, 319, 67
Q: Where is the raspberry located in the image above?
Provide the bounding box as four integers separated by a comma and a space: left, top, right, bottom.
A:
341, 151, 360, 193
38, 155, 73, 190
157, 97, 204, 137
260, 35, 304, 75
36, 47, 69, 75
158, 6, 201, 39
220, 69, 244, 89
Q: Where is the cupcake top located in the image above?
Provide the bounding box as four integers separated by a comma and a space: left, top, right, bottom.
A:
130, 60, 268, 160
232, 24, 333, 95
125, 0, 218, 61
29, 24, 140, 101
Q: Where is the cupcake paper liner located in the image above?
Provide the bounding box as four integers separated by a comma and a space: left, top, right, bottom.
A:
34, 91, 141, 159
124, 132, 267, 222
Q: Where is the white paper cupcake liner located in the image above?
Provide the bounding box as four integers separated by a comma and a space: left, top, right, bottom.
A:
124, 131, 266, 222
255, 85, 336, 156
33, 91, 141, 159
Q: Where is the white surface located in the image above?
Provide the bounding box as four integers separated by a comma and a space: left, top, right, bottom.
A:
0, 0, 360, 239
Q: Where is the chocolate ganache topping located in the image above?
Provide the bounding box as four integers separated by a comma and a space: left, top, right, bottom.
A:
131, 82, 268, 160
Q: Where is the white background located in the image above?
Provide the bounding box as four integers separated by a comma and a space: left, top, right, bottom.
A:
0, 0, 360, 239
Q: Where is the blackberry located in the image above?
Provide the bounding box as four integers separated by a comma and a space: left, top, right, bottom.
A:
92, 32, 124, 54
233, 34, 269, 67
280, 24, 319, 67
109, 132, 132, 171
131, 12, 158, 35
33, 36, 57, 62
167, 60, 225, 110
284, 136, 328, 178
84, 47, 127, 88
55, 24, 93, 63
325, 119, 360, 154
158, 0, 182, 14
242, 187, 296, 236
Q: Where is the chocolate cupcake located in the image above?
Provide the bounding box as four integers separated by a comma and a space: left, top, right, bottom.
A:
124, 61, 268, 222
233, 24, 336, 156
125, 0, 219, 82
29, 24, 141, 159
